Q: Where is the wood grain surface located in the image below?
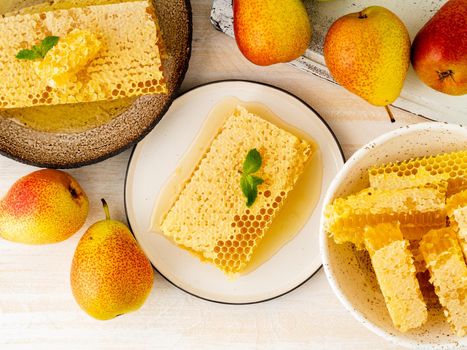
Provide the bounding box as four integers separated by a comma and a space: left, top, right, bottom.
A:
0, 1, 427, 349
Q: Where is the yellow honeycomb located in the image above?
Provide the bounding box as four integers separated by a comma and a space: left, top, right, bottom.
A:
160, 106, 312, 275
419, 228, 467, 336
324, 183, 447, 248
0, 0, 166, 108
36, 30, 102, 88
363, 222, 403, 255
369, 151, 467, 197
363, 222, 428, 332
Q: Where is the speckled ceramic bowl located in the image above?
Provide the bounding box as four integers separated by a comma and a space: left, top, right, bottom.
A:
0, 0, 192, 168
319, 123, 467, 349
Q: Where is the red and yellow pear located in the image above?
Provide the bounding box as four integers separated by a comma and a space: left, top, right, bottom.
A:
0, 169, 88, 244
233, 0, 312, 66
411, 0, 467, 95
324, 6, 411, 120
71, 199, 154, 320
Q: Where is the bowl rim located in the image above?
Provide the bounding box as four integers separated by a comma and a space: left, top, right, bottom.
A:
319, 121, 467, 349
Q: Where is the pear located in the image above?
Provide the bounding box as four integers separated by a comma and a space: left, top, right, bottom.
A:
0, 169, 88, 244
324, 6, 411, 120
411, 0, 467, 95
71, 199, 154, 320
233, 0, 312, 66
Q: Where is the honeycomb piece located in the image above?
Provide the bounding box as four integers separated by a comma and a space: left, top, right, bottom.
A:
0, 0, 166, 109
446, 190, 467, 258
324, 183, 447, 248
420, 227, 467, 336
36, 29, 102, 88
5, 0, 140, 15
364, 223, 427, 332
368, 151, 467, 197
159, 106, 312, 275
10, 0, 168, 60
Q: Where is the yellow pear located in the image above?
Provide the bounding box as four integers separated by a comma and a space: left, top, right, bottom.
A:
234, 0, 312, 66
0, 169, 88, 244
70, 199, 154, 320
324, 6, 411, 118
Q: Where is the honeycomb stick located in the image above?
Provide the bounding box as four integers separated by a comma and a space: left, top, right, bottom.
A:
364, 223, 428, 332
419, 228, 467, 336
324, 184, 447, 248
160, 106, 312, 275
368, 150, 467, 196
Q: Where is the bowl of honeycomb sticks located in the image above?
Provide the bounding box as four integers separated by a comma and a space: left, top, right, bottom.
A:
320, 122, 467, 349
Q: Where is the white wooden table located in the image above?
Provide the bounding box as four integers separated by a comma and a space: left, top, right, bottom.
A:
0, 1, 427, 349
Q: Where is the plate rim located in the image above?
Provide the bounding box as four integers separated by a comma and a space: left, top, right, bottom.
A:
124, 79, 346, 305
0, 0, 193, 169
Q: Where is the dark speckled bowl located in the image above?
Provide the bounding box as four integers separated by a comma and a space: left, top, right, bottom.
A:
320, 123, 467, 349
0, 0, 192, 168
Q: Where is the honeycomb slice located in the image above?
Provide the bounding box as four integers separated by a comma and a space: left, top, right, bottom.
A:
368, 151, 467, 197
364, 223, 428, 332
446, 190, 467, 258
0, 0, 166, 108
419, 227, 467, 336
5, 0, 140, 16
324, 183, 447, 248
35, 30, 102, 88
159, 106, 312, 275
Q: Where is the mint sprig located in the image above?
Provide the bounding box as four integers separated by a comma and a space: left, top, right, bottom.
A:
16, 36, 59, 61
240, 149, 264, 207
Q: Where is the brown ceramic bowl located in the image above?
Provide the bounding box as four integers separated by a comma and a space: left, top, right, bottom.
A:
0, 0, 192, 168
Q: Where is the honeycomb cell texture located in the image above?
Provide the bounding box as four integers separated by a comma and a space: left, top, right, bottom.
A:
35, 29, 102, 88
160, 106, 312, 275
419, 227, 467, 336
369, 151, 467, 197
446, 189, 467, 259
0, 0, 166, 109
364, 222, 427, 332
324, 183, 447, 248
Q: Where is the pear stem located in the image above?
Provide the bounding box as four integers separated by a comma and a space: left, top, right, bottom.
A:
101, 198, 111, 220
384, 105, 396, 123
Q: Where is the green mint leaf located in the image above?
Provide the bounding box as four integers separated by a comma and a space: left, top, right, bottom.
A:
16, 36, 59, 60
39, 36, 59, 57
241, 175, 258, 207
250, 175, 264, 187
240, 149, 265, 207
243, 148, 262, 175
16, 49, 41, 60
241, 174, 264, 208
240, 175, 252, 203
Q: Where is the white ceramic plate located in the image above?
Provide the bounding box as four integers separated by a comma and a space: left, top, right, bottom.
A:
125, 80, 344, 304
320, 123, 467, 349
